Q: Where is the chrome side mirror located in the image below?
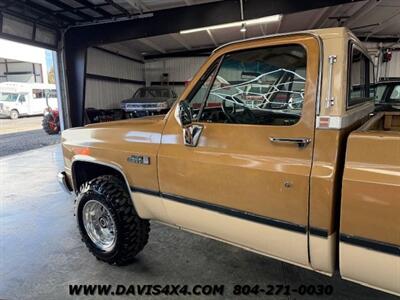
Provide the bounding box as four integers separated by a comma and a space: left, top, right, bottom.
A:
179, 100, 193, 127
179, 101, 203, 147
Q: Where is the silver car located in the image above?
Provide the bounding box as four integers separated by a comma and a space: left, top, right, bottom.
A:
121, 86, 178, 117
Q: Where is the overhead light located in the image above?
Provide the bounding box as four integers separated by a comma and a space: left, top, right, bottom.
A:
180, 14, 281, 34
240, 23, 247, 33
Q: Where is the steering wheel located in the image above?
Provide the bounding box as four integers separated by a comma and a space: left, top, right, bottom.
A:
221, 95, 257, 123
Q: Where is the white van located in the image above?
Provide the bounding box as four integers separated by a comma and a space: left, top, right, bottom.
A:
0, 82, 58, 119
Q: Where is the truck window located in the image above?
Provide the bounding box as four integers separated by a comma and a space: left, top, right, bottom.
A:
347, 44, 374, 107
44, 89, 57, 98
189, 44, 307, 126
189, 61, 219, 114
389, 85, 400, 102
0, 93, 18, 102
33, 89, 44, 98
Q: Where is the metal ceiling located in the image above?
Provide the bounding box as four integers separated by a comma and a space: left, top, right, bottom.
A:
104, 0, 400, 58
0, 0, 220, 29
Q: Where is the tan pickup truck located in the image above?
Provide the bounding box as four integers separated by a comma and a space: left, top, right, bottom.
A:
58, 27, 399, 296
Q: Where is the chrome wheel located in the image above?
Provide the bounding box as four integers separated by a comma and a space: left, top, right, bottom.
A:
82, 200, 116, 252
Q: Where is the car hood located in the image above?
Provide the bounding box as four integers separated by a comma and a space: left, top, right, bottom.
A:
121, 97, 170, 104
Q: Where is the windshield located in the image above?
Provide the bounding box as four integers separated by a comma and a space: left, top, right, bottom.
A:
0, 93, 19, 102
374, 85, 386, 103
134, 88, 170, 98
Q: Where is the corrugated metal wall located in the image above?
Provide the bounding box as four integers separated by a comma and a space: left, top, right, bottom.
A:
85, 50, 207, 108
85, 47, 145, 109
85, 79, 143, 109
87, 48, 144, 80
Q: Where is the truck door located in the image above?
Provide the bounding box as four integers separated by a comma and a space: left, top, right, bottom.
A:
158, 35, 319, 268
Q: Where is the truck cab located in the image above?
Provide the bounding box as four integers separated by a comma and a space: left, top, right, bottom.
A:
59, 27, 399, 296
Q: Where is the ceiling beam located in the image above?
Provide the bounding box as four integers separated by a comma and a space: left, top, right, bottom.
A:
125, 0, 150, 13
318, 5, 342, 27
42, 0, 94, 21
18, 0, 75, 25
104, 0, 130, 16
307, 7, 330, 29
344, 0, 381, 28
73, 0, 113, 18
169, 33, 192, 50
138, 38, 166, 53
366, 9, 400, 39
206, 29, 218, 46
314, 5, 341, 28
308, 5, 343, 29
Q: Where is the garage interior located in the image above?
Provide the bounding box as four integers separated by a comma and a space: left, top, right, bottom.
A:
1, 0, 400, 299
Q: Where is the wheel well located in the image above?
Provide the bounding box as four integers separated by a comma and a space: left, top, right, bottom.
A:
72, 161, 126, 192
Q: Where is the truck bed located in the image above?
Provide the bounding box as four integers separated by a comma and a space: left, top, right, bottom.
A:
360, 111, 400, 132
339, 111, 400, 295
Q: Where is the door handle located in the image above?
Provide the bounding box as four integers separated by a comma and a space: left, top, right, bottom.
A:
269, 137, 311, 148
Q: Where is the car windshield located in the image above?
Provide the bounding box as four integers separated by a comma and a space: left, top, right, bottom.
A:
134, 88, 170, 98
0, 93, 19, 102
374, 85, 386, 103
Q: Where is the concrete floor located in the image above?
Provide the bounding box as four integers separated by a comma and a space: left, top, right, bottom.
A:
0, 145, 397, 300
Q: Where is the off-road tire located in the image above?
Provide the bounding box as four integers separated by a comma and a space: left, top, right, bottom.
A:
10, 109, 19, 120
75, 175, 150, 265
42, 113, 60, 135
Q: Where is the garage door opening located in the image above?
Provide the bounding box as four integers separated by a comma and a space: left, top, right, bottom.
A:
0, 38, 62, 157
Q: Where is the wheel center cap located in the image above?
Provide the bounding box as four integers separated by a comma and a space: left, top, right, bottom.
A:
99, 217, 107, 228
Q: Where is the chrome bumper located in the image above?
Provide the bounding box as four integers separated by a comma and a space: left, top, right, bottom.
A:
58, 171, 72, 194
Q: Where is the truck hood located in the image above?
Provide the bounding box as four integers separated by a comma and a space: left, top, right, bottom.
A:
62, 114, 169, 148
84, 114, 167, 129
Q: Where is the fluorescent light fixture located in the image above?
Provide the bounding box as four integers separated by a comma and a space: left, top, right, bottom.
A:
180, 14, 281, 34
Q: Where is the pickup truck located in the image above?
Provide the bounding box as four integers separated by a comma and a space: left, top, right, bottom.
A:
58, 27, 399, 296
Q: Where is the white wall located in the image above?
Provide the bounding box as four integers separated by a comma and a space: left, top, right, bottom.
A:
0, 38, 49, 83
362, 42, 400, 80
85, 47, 145, 109
380, 50, 400, 79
